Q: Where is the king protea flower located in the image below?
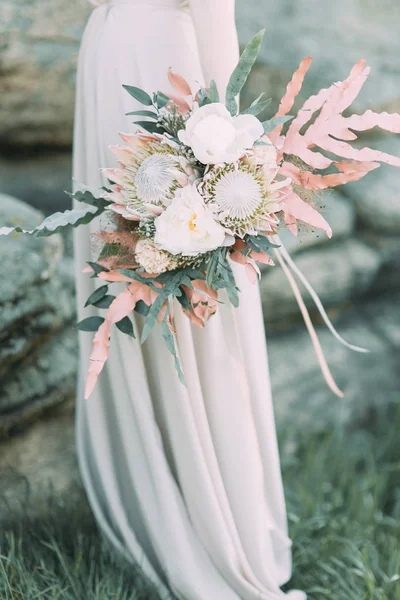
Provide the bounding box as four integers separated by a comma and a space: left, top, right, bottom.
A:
103, 132, 191, 220
201, 162, 287, 238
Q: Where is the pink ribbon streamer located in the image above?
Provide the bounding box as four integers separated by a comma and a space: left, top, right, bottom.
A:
272, 247, 345, 398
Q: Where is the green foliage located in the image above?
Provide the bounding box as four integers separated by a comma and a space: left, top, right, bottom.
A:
0, 206, 99, 238
116, 316, 136, 338
0, 190, 111, 239
241, 93, 272, 116
87, 261, 109, 277
126, 110, 158, 118
93, 294, 116, 309
209, 80, 220, 103
197, 88, 211, 108
1, 402, 399, 599
155, 92, 170, 109
0, 510, 162, 600
84, 284, 109, 307
123, 85, 153, 106
225, 29, 265, 116
134, 120, 162, 134
161, 305, 186, 385
134, 300, 151, 317
281, 402, 400, 599
67, 189, 111, 211
262, 115, 293, 134
76, 316, 104, 332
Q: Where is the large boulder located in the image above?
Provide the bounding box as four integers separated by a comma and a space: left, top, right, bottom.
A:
266, 293, 400, 432
0, 194, 78, 435
0, 0, 90, 147
237, 0, 400, 113
344, 138, 400, 235
2, 0, 400, 148
0, 401, 88, 524
260, 238, 381, 325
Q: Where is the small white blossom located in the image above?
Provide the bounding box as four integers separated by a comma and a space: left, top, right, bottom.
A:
135, 238, 179, 274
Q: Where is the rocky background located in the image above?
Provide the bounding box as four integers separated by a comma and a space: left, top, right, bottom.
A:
0, 0, 399, 520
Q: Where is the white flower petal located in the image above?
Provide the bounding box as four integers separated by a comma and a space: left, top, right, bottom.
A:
178, 103, 263, 165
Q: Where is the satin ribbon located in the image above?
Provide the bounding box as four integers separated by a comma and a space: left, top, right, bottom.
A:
268, 234, 369, 398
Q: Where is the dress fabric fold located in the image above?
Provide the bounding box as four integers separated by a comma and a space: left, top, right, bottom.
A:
73, 1, 306, 598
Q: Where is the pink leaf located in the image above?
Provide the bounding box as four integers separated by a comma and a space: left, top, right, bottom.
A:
249, 249, 275, 266
284, 190, 332, 238
269, 56, 313, 145
168, 68, 192, 96
84, 321, 111, 400
280, 160, 380, 190
164, 92, 191, 115
280, 59, 400, 171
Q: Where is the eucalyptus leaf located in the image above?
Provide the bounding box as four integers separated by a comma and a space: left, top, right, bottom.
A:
209, 80, 220, 103
123, 85, 152, 106
134, 121, 161, 134
141, 289, 170, 343
115, 316, 135, 338
206, 253, 219, 288
161, 315, 186, 386
134, 300, 150, 317
156, 92, 170, 108
242, 94, 272, 116
87, 261, 110, 277
93, 294, 116, 309
176, 289, 191, 312
225, 29, 265, 116
66, 189, 110, 209
84, 285, 109, 307
197, 88, 211, 108
0, 205, 100, 238
262, 115, 293, 134
76, 316, 105, 332
126, 110, 158, 119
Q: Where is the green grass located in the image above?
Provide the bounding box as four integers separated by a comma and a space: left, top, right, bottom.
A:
1, 403, 400, 600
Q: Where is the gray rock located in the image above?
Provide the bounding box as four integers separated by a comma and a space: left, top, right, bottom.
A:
267, 293, 400, 432
344, 139, 400, 234
0, 0, 90, 147
0, 194, 78, 432
260, 239, 381, 324
0, 328, 78, 434
0, 194, 63, 301
358, 231, 400, 295
237, 0, 400, 113
0, 152, 72, 215
2, 0, 400, 148
0, 401, 88, 523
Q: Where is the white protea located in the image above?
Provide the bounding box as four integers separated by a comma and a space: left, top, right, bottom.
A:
201, 162, 285, 238
135, 238, 179, 274
103, 132, 191, 221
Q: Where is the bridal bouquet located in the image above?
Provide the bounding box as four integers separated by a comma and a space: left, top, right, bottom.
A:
3, 31, 400, 398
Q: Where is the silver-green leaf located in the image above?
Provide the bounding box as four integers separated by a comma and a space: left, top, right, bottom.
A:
225, 29, 265, 116
262, 115, 293, 134
242, 93, 272, 116
0, 205, 99, 238
123, 85, 153, 106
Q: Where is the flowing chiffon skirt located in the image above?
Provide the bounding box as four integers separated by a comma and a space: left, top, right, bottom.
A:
73, 1, 305, 598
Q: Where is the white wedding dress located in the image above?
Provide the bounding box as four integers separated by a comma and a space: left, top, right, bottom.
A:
73, 1, 305, 598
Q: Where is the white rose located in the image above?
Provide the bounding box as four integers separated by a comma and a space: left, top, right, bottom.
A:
154, 185, 228, 256
178, 103, 264, 165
